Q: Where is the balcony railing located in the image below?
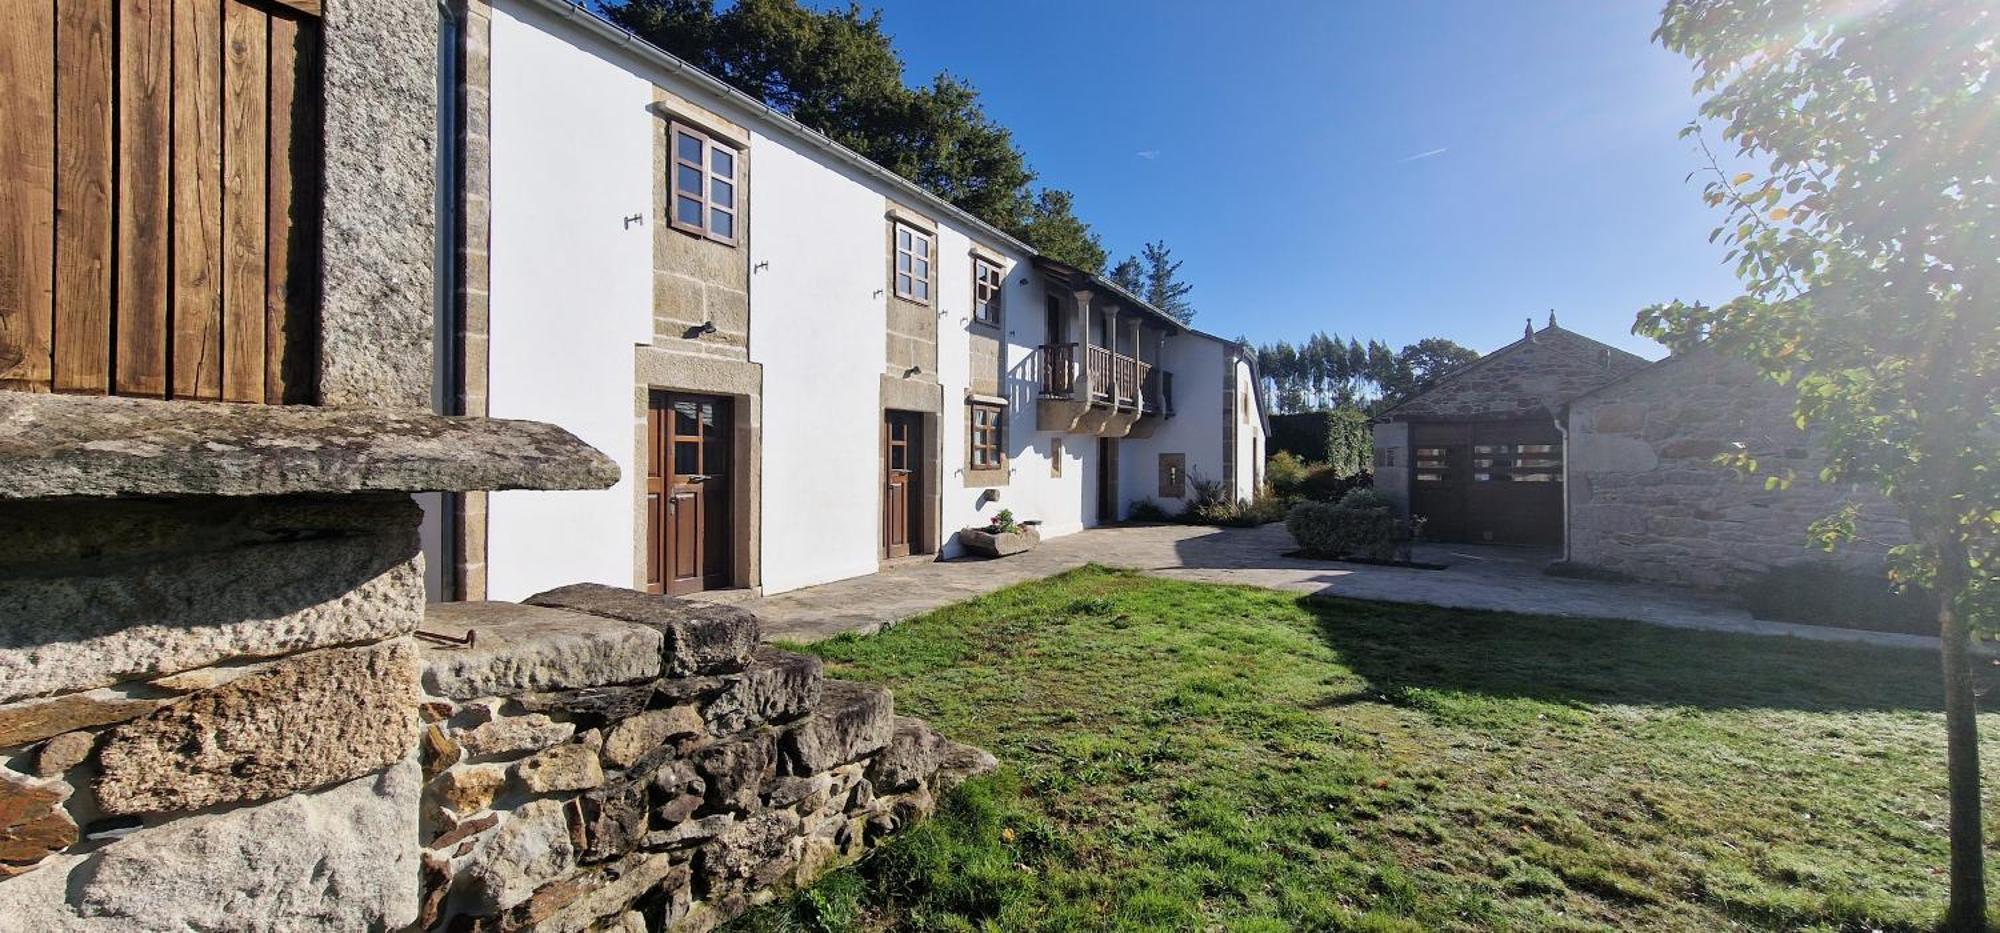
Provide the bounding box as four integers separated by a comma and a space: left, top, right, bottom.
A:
1039, 342, 1077, 396
1142, 369, 1174, 415
1039, 343, 1170, 415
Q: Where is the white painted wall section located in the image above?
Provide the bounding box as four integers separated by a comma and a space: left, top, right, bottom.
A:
749, 136, 888, 594
482, 1, 656, 601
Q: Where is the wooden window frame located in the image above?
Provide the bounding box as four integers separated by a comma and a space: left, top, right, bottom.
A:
668, 121, 738, 246
893, 221, 933, 304
972, 256, 1002, 325
968, 402, 1004, 470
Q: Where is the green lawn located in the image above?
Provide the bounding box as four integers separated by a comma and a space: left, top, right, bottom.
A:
733, 566, 1996, 932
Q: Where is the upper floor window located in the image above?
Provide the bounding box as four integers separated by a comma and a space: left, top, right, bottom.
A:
973, 257, 1003, 325
670, 122, 738, 245
894, 222, 932, 303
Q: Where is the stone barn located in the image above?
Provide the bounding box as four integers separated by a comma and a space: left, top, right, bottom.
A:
1372, 319, 1649, 547
1373, 320, 1907, 591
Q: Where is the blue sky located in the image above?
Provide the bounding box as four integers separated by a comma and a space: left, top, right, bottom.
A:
826, 0, 1750, 360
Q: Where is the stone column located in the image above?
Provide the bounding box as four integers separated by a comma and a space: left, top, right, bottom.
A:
1122, 316, 1142, 407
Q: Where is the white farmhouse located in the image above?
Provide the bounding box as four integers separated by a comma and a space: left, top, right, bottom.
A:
422, 0, 1267, 601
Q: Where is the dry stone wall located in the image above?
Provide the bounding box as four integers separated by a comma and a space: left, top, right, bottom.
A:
0, 496, 990, 932
415, 584, 993, 932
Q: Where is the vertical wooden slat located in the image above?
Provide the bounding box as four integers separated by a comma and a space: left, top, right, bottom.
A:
265, 11, 311, 404
219, 0, 266, 402
0, 0, 57, 391
116, 0, 172, 396
53, 0, 115, 394
172, 0, 223, 399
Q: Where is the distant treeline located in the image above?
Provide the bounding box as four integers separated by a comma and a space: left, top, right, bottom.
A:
1249, 333, 1478, 415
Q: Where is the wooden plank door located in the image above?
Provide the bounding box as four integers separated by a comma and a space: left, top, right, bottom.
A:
648, 393, 732, 595
0, 0, 318, 401
882, 411, 916, 558
1096, 437, 1119, 523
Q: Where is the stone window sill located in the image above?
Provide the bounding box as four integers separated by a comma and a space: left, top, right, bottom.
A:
965, 467, 1010, 488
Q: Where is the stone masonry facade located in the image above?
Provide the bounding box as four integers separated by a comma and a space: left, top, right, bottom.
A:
1565, 349, 1908, 589
416, 585, 992, 931
1382, 323, 1651, 422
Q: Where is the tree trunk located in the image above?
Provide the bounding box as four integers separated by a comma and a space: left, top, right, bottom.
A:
1938, 530, 1986, 931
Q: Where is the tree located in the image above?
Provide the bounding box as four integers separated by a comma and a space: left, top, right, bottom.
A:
1015, 189, 1107, 272
1645, 2, 1996, 926
1109, 256, 1144, 294
606, 0, 1103, 263
1139, 241, 1195, 324
1382, 337, 1480, 401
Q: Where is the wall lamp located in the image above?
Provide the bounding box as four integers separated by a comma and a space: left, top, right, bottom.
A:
683, 321, 718, 339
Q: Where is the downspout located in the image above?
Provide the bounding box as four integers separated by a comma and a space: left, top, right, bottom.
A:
1554, 407, 1571, 563
434, 0, 463, 595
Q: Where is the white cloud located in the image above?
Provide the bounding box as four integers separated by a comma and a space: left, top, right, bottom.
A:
1399, 147, 1448, 163
1135, 149, 1160, 160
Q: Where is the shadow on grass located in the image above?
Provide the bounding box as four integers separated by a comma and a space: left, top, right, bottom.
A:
1299, 593, 1967, 715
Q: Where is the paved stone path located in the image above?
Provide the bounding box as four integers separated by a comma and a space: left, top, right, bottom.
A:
695, 523, 1950, 653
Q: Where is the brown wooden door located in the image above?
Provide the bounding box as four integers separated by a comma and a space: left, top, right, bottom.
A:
883, 411, 920, 558
1409, 420, 1564, 546
648, 393, 732, 595
1097, 438, 1119, 522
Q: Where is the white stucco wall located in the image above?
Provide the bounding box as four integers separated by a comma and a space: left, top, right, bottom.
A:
1117, 334, 1231, 516
1233, 356, 1266, 502
748, 136, 887, 594
937, 247, 1089, 555
479, 2, 656, 601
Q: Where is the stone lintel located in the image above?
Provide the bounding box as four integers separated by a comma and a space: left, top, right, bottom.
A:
0, 391, 618, 500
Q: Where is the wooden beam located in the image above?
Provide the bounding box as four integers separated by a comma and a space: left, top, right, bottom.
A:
220, 0, 269, 403
116, 0, 173, 397
53, 0, 115, 394
172, 0, 224, 400
0, 0, 57, 391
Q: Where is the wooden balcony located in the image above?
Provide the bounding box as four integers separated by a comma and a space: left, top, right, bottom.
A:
1037, 343, 1171, 431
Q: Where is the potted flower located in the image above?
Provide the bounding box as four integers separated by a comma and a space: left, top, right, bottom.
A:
960, 508, 1041, 558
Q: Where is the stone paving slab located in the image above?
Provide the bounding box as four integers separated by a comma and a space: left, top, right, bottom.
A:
696, 523, 1956, 654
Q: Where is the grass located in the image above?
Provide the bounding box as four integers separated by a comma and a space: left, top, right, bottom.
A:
729, 566, 1998, 932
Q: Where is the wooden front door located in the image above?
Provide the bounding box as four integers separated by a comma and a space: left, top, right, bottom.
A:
1409, 419, 1564, 546
648, 393, 732, 595
883, 411, 921, 558
1097, 438, 1119, 522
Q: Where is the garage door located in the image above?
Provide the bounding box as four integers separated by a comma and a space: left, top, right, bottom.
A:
1410, 420, 1563, 546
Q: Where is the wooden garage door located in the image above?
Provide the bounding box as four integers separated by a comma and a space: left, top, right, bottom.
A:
1411, 420, 1563, 546
0, 0, 320, 403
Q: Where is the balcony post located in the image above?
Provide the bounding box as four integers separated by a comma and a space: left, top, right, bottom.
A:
1122, 316, 1141, 407
1070, 289, 1093, 402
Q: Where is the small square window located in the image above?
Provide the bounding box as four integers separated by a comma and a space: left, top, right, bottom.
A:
894, 221, 933, 304
1050, 437, 1063, 477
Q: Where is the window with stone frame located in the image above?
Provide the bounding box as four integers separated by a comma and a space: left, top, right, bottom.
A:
1049, 437, 1064, 477
968, 403, 1003, 469
894, 222, 933, 303
972, 256, 1003, 325
669, 122, 738, 245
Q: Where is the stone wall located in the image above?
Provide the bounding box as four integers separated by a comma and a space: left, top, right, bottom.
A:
0, 494, 429, 929
0, 497, 989, 931
1565, 349, 1908, 589
1382, 324, 1649, 421
415, 584, 992, 931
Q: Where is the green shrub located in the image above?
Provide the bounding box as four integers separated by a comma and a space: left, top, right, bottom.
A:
1266, 451, 1310, 498
1300, 465, 1373, 503
1337, 487, 1393, 511
1742, 563, 1936, 636
1126, 499, 1172, 522
1269, 407, 1372, 475
1286, 501, 1412, 560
